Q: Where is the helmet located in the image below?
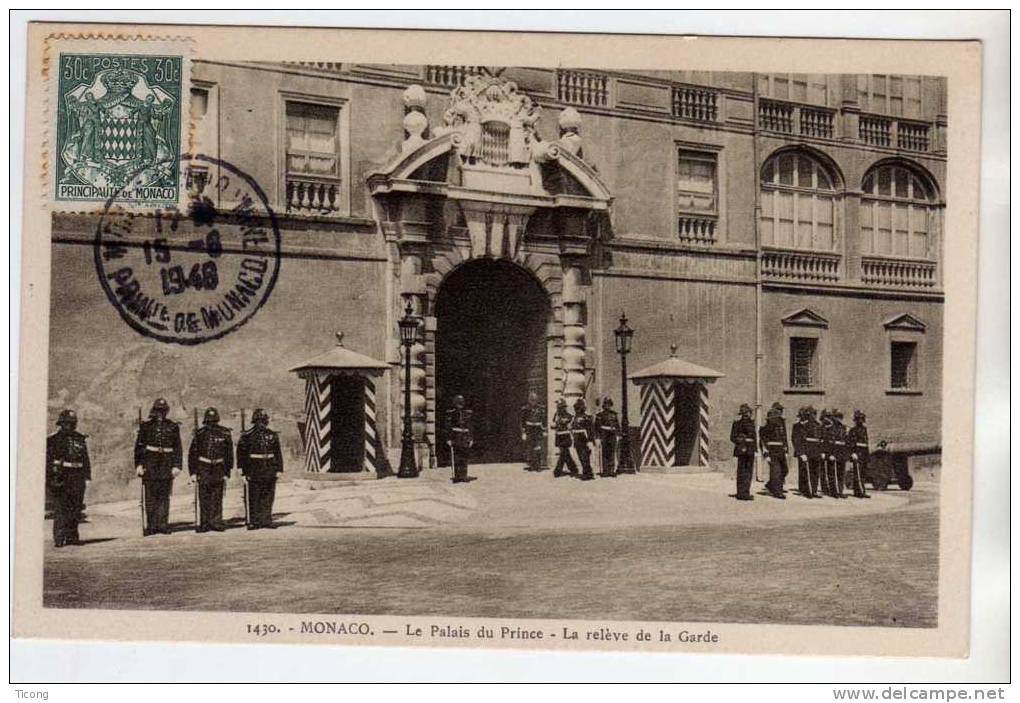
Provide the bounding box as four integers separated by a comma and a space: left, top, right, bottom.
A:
771, 401, 784, 413
203, 407, 220, 424
57, 409, 77, 427
150, 398, 170, 415
738, 403, 752, 415
602, 397, 614, 408
805, 405, 816, 416
252, 408, 269, 425
556, 398, 567, 407
832, 409, 844, 420
820, 409, 831, 420
573, 398, 586, 412
853, 410, 866, 422
452, 395, 465, 408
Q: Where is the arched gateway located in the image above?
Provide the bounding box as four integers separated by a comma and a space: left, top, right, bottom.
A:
368, 71, 612, 463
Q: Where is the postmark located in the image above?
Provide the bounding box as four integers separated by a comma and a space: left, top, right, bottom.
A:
94, 154, 281, 345
55, 52, 183, 205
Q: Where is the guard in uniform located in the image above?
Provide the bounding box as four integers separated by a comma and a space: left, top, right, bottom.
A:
847, 410, 872, 499
46, 409, 91, 546
135, 398, 182, 535
445, 395, 474, 483
187, 407, 234, 531
791, 407, 817, 498
519, 391, 546, 472
770, 401, 789, 483
759, 407, 789, 499
828, 409, 849, 499
571, 398, 596, 480
236, 408, 283, 528
594, 396, 621, 477
730, 403, 756, 501
551, 398, 578, 477
804, 406, 824, 497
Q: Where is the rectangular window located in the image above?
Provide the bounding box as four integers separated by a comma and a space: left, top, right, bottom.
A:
890, 341, 918, 389
676, 150, 717, 213
285, 101, 340, 177
858, 74, 924, 117
759, 73, 828, 105
789, 337, 819, 388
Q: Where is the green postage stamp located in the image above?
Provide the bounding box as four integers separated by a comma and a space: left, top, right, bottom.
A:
55, 53, 183, 204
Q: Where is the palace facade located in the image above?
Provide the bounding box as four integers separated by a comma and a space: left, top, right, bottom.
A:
49, 63, 946, 497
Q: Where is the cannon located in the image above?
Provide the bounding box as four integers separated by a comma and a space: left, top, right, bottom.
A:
865, 441, 940, 491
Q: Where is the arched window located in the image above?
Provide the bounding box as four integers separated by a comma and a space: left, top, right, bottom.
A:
760, 150, 838, 250
860, 163, 937, 259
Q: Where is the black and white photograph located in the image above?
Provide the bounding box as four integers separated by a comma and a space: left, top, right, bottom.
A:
13, 17, 998, 676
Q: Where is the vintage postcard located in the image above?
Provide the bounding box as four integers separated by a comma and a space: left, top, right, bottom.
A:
14, 22, 981, 659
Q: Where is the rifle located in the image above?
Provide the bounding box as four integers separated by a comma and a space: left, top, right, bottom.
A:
137, 407, 147, 535
192, 408, 200, 531
241, 408, 250, 527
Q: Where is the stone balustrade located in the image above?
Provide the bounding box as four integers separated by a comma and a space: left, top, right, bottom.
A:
759, 98, 834, 139
286, 174, 342, 216
557, 69, 609, 107
677, 214, 717, 245
761, 248, 841, 282
896, 120, 931, 152
424, 65, 483, 87
672, 85, 718, 122
861, 256, 937, 288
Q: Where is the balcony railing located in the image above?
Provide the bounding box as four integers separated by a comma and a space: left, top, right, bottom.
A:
896, 120, 931, 152
424, 65, 484, 87
677, 213, 717, 245
759, 98, 834, 139
861, 256, 937, 288
860, 115, 930, 152
286, 174, 342, 216
672, 85, 718, 122
557, 69, 609, 107
762, 248, 841, 282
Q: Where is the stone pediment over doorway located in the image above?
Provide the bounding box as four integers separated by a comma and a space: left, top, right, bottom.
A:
367, 73, 613, 260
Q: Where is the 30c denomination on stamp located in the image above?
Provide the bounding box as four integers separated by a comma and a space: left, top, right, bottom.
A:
94, 154, 281, 345
56, 53, 183, 204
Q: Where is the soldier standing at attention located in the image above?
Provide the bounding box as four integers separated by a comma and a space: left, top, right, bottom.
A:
595, 396, 621, 478
135, 398, 182, 535
730, 403, 756, 501
445, 395, 474, 483
236, 408, 283, 528
847, 410, 872, 499
829, 409, 849, 499
791, 407, 818, 498
188, 407, 234, 532
818, 409, 833, 496
551, 398, 578, 478
46, 409, 91, 547
571, 398, 596, 481
519, 391, 546, 472
759, 407, 789, 499
771, 402, 789, 484
803, 406, 824, 498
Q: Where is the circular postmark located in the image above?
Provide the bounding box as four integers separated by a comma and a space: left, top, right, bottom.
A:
94, 154, 281, 345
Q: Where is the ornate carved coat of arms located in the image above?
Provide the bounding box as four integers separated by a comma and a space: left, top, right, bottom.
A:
56, 55, 182, 202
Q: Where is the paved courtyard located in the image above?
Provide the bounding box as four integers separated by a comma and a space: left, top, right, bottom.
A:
43, 465, 939, 627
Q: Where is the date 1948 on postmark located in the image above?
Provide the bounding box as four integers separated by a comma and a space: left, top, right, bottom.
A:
55, 53, 183, 205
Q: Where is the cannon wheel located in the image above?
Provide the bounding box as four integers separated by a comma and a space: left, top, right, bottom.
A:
869, 460, 891, 491
896, 468, 914, 491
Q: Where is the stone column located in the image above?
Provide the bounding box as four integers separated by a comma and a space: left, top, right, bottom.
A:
560, 262, 588, 404
843, 191, 863, 282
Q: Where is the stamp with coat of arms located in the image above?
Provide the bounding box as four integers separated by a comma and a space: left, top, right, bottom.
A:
55, 53, 183, 204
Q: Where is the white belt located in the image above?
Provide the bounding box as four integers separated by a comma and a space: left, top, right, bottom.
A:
451, 427, 469, 432
249, 453, 274, 459
146, 446, 174, 453
524, 422, 543, 427
198, 457, 225, 464
834, 441, 846, 445
766, 442, 784, 446
806, 438, 819, 442
555, 430, 571, 436
599, 426, 617, 431
855, 443, 868, 447
56, 461, 83, 468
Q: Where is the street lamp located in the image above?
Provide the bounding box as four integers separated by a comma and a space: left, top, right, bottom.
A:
614, 312, 636, 473
397, 300, 421, 479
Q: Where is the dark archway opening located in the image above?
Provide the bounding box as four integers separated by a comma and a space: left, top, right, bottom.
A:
435, 259, 550, 464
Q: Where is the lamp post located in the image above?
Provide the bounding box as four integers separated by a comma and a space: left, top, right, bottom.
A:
397, 300, 421, 479
614, 312, 636, 473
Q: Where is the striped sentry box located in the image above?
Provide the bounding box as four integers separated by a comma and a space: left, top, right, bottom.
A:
302, 372, 332, 473
639, 379, 676, 468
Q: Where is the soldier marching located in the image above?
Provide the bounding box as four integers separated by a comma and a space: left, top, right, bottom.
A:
519, 391, 546, 472
594, 396, 621, 478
